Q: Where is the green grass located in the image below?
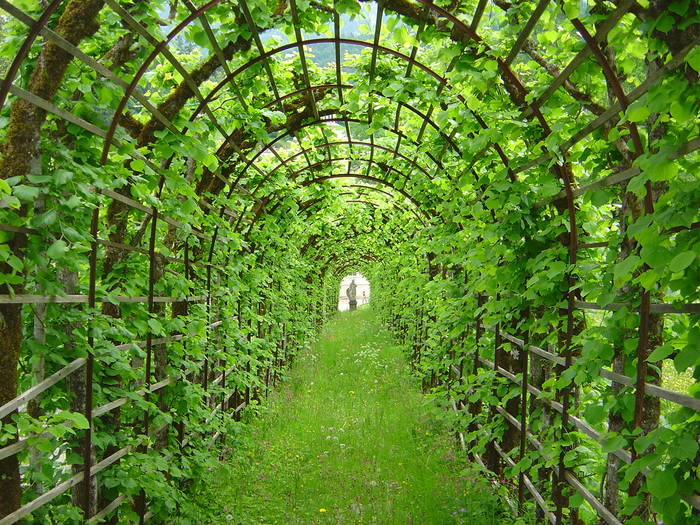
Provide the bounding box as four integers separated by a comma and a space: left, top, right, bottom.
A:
188, 307, 517, 524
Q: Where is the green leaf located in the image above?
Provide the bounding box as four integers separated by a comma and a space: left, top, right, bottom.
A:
46, 240, 68, 260
669, 0, 689, 15
64, 411, 90, 429
613, 255, 640, 286
26, 174, 51, 184
602, 434, 627, 453
654, 12, 675, 33
562, 0, 580, 18
649, 161, 678, 182
32, 209, 58, 228
335, 0, 361, 16
674, 346, 698, 372
130, 158, 146, 173
191, 28, 209, 49
583, 404, 605, 426
393, 25, 409, 46
590, 189, 609, 207
640, 244, 668, 269
647, 469, 677, 499
673, 433, 699, 460
62, 195, 82, 209
627, 103, 650, 123
6, 255, 23, 273
670, 100, 694, 122
53, 170, 73, 186
687, 46, 700, 73
668, 250, 695, 272
33, 437, 55, 454
13, 185, 41, 201
48, 424, 70, 439
633, 434, 654, 454
626, 173, 649, 195
646, 344, 674, 362
148, 318, 164, 335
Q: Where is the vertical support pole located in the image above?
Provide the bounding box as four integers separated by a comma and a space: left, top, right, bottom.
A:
204, 263, 212, 393
630, 294, 651, 484
484, 304, 502, 474
145, 209, 158, 399
82, 206, 99, 519
221, 368, 227, 410
556, 178, 578, 525
518, 307, 530, 513
139, 208, 158, 525
466, 294, 485, 435
181, 239, 191, 447
245, 295, 252, 406
472, 294, 484, 376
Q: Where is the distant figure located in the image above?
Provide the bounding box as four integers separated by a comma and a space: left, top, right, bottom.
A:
361, 290, 367, 305
346, 279, 357, 311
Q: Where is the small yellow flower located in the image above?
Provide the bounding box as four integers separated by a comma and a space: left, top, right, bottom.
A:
349, 390, 355, 395
319, 508, 327, 513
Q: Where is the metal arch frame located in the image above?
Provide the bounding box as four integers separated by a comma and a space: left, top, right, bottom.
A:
294, 158, 428, 190
0, 2, 694, 524
338, 191, 425, 226
186, 96, 458, 227
324, 255, 377, 278
182, 0, 598, 189
235, 169, 432, 238
179, 36, 521, 183
98, 0, 274, 185
269, 85, 463, 153
8, 0, 574, 230
235, 0, 317, 180
3, 0, 659, 206
185, 38, 524, 187
301, 173, 430, 224
413, 3, 579, 518
230, 84, 468, 181
211, 134, 436, 242
0, 0, 63, 110
6, 0, 638, 206
228, 117, 447, 192
99, 34, 465, 164
313, 229, 402, 272
308, 229, 400, 266
100, 0, 230, 159
212, 0, 631, 186
248, 143, 435, 195
187, 37, 456, 123
235, 149, 435, 225
0, 0, 663, 368
242, 184, 423, 261
347, 184, 395, 199
302, 190, 424, 227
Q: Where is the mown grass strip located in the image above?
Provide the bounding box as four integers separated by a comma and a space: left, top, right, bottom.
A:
188, 308, 523, 524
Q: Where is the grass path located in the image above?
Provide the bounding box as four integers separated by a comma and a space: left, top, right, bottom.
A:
190, 308, 510, 524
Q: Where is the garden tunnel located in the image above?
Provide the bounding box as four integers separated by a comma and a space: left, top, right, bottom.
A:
0, 0, 698, 523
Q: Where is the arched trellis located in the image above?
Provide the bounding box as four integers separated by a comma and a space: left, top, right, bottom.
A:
196, 53, 519, 190
225, 116, 450, 191
0, 1, 698, 525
